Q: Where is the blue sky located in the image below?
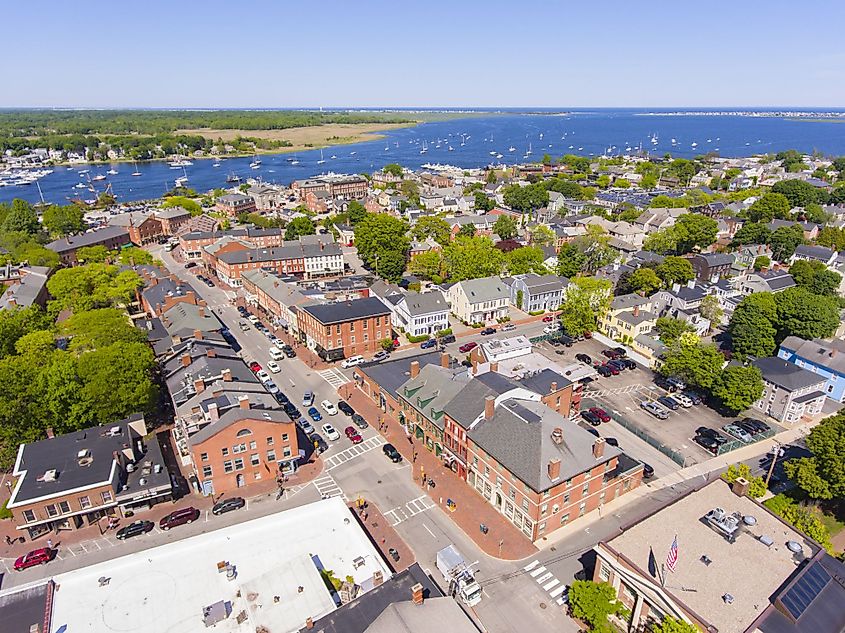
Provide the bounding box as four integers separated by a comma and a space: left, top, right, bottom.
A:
4, 1, 845, 108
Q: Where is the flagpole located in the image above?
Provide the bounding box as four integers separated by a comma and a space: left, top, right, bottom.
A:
660, 563, 666, 587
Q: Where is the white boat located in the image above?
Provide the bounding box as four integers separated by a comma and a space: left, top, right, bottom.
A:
107, 168, 119, 175
691, 142, 698, 147
448, 146, 454, 151
175, 176, 188, 187
91, 174, 106, 181
539, 132, 544, 139
75, 183, 87, 189
169, 159, 192, 168
525, 142, 532, 155
419, 142, 428, 155
291, 155, 300, 165
131, 162, 142, 177
330, 155, 337, 159
317, 149, 326, 164
384, 144, 389, 151
489, 150, 497, 156
508, 145, 516, 152
496, 153, 503, 159
212, 162, 220, 167
249, 156, 262, 169
578, 147, 583, 151
350, 151, 357, 156
568, 145, 574, 149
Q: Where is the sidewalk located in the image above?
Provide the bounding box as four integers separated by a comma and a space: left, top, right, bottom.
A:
348, 499, 415, 574
342, 384, 538, 561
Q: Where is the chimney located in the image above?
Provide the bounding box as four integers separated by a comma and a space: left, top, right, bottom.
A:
484, 395, 495, 420
731, 477, 750, 497
305, 617, 314, 630
198, 299, 207, 308
155, 302, 162, 314
550, 381, 558, 393
238, 395, 251, 410
181, 353, 192, 367
548, 458, 561, 481
6, 297, 15, 307
411, 583, 424, 606
633, 304, 640, 317
46, 427, 55, 439
472, 359, 478, 375
206, 348, 216, 358
593, 438, 606, 459
372, 570, 384, 587
687, 279, 696, 289
222, 368, 232, 382
198, 306, 205, 318
551, 427, 563, 444
829, 349, 837, 358
490, 361, 499, 373
410, 360, 420, 378
208, 402, 219, 421
672, 282, 681, 293
193, 378, 205, 394
194, 329, 203, 340
440, 352, 450, 368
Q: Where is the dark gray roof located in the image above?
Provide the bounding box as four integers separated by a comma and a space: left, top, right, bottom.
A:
696, 252, 734, 267
165, 356, 259, 405
357, 351, 443, 400
398, 365, 471, 431
617, 310, 657, 326
161, 302, 221, 337
519, 368, 572, 394
443, 371, 520, 427
758, 270, 796, 291
298, 563, 443, 633
794, 244, 835, 261
218, 240, 342, 265
753, 357, 827, 392
301, 297, 390, 325
453, 277, 511, 303
516, 273, 568, 294
46, 226, 129, 254
0, 582, 52, 633
141, 278, 195, 312
188, 408, 294, 446
610, 293, 651, 311
218, 193, 251, 204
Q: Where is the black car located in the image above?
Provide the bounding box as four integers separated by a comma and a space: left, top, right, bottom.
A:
310, 433, 329, 454
582, 425, 600, 437
383, 443, 402, 462
237, 306, 248, 315
641, 463, 655, 478
560, 335, 575, 347
741, 417, 770, 433
576, 353, 592, 364
439, 334, 456, 344
352, 413, 369, 430
212, 497, 246, 515
682, 390, 702, 405
480, 327, 497, 335
274, 392, 290, 406
607, 359, 627, 372
338, 401, 354, 416
657, 396, 680, 411
283, 403, 301, 420
282, 345, 297, 358
736, 420, 763, 436
696, 427, 728, 444
597, 365, 613, 377
420, 338, 437, 349
580, 411, 602, 426
184, 262, 196, 269
694, 435, 719, 454
613, 347, 628, 357
220, 328, 242, 353
622, 358, 637, 370
116, 520, 154, 540
604, 437, 619, 447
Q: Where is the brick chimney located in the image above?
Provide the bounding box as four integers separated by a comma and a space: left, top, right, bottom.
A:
221, 368, 232, 382
181, 353, 192, 367
440, 352, 450, 368
410, 360, 420, 378
198, 306, 205, 318
490, 361, 499, 373
198, 299, 207, 308
593, 438, 606, 459
633, 305, 640, 317
550, 381, 558, 393
208, 402, 219, 421
548, 458, 561, 481
305, 617, 314, 629
206, 348, 216, 358
372, 570, 384, 587
411, 582, 424, 606
46, 427, 55, 439
193, 378, 205, 394
731, 477, 750, 497
238, 395, 250, 410
551, 427, 563, 444
484, 395, 495, 420
194, 329, 203, 340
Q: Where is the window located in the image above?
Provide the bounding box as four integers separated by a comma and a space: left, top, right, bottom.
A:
236, 428, 252, 437
565, 478, 572, 488
542, 490, 550, 499
598, 563, 610, 581
364, 333, 369, 341
267, 450, 276, 462
363, 320, 368, 329
336, 325, 341, 334
522, 497, 529, 512
250, 454, 260, 466
59, 501, 70, 514
564, 492, 570, 504
221, 447, 229, 457
541, 504, 548, 516
202, 465, 213, 478
79, 496, 91, 509
101, 491, 113, 504
283, 447, 292, 457
234, 458, 244, 471
351, 335, 356, 344
45, 504, 58, 518
496, 476, 503, 488
249, 440, 257, 450
579, 502, 587, 517
337, 339, 342, 348
266, 436, 274, 446
224, 460, 234, 473
561, 513, 570, 526
254, 472, 262, 480
200, 452, 208, 462
485, 465, 490, 476
582, 482, 590, 496
509, 488, 516, 501
282, 433, 289, 442
23, 509, 36, 523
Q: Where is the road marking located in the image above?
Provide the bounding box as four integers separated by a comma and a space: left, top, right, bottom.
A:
318, 368, 350, 388
423, 523, 436, 538
556, 596, 567, 606
529, 565, 547, 578
384, 495, 436, 526
536, 572, 553, 584
312, 473, 347, 500
543, 578, 560, 591
524, 560, 539, 572
549, 584, 567, 597
324, 435, 386, 471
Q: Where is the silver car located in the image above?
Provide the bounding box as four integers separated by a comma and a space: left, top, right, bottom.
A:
723, 424, 753, 443
641, 401, 669, 420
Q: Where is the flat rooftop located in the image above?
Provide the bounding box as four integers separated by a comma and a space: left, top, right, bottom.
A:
607, 480, 819, 633
45, 498, 392, 633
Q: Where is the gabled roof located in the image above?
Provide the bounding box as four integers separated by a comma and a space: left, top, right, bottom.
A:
400, 290, 449, 316
443, 371, 521, 427
46, 226, 129, 254
753, 357, 827, 392
780, 336, 845, 375
794, 244, 835, 261
188, 409, 294, 446
400, 365, 471, 431
450, 276, 511, 304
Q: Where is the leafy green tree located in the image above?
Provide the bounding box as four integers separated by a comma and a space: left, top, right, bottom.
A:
530, 224, 556, 247
457, 224, 477, 238
162, 195, 202, 216
627, 267, 662, 295
42, 204, 86, 237
785, 411, 845, 500
506, 246, 547, 275
375, 249, 407, 283
763, 494, 833, 552
76, 245, 112, 263
556, 243, 587, 278
801, 203, 830, 225
753, 255, 771, 271
503, 183, 549, 212
285, 216, 316, 240
118, 246, 155, 266
729, 292, 778, 357
789, 259, 841, 296
0, 306, 52, 359
661, 339, 724, 390
712, 366, 764, 414
14, 330, 56, 357
493, 215, 518, 240
768, 225, 805, 261
816, 226, 845, 251
698, 295, 723, 329
776, 287, 840, 341
546, 179, 585, 199
641, 173, 658, 189
407, 251, 442, 280
721, 463, 767, 498
568, 580, 628, 633
655, 317, 695, 343
2, 199, 40, 235
473, 191, 495, 212
655, 256, 695, 286
558, 278, 612, 335
382, 163, 403, 177
731, 222, 771, 246
771, 179, 827, 207
614, 177, 631, 189
673, 214, 718, 253
47, 264, 142, 313
410, 216, 451, 246
353, 214, 410, 271
747, 193, 791, 223
346, 200, 368, 225
596, 174, 611, 188
643, 227, 678, 255
442, 236, 505, 281
60, 308, 146, 352
653, 616, 699, 633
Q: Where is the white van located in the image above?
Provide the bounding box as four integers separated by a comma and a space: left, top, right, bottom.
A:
269, 347, 284, 361
341, 355, 365, 369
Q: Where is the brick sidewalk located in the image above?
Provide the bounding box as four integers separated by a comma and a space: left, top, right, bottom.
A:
348, 499, 415, 573
341, 384, 537, 561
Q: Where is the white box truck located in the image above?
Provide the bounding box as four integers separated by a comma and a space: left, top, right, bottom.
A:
436, 544, 482, 607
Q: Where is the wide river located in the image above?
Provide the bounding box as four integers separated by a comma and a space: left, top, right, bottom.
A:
3, 109, 845, 205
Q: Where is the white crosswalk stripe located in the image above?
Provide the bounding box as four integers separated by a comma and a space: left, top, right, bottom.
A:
549, 584, 567, 598
312, 473, 347, 501
318, 368, 350, 389
323, 435, 386, 471
383, 494, 436, 526
543, 578, 560, 591
525, 560, 569, 605
529, 566, 547, 578
524, 559, 539, 572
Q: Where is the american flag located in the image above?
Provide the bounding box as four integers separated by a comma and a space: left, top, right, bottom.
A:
666, 536, 679, 572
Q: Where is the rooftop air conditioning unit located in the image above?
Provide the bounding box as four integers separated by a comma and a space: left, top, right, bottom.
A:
705, 507, 742, 542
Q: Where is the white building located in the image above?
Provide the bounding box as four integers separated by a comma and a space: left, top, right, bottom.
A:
392, 290, 450, 337
443, 277, 511, 325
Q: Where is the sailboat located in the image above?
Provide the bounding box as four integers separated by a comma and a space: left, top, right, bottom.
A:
525, 142, 533, 156
419, 141, 428, 155
249, 156, 262, 169
107, 168, 119, 175
317, 149, 326, 165
291, 154, 300, 165
131, 162, 142, 177
508, 145, 516, 152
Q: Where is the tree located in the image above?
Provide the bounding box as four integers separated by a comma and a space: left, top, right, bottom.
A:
353, 214, 409, 270
785, 412, 845, 500
729, 293, 778, 357
789, 260, 841, 296
503, 183, 549, 212
661, 339, 724, 390
653, 616, 700, 633
568, 580, 628, 633
546, 179, 585, 199
118, 246, 155, 266
0, 306, 51, 359
506, 246, 547, 275
775, 287, 840, 341
772, 179, 827, 207
556, 243, 587, 278
442, 236, 505, 281
285, 216, 316, 240
2, 199, 40, 235
346, 200, 368, 225
60, 308, 147, 352
375, 249, 407, 283
643, 227, 678, 255
42, 204, 86, 237
596, 174, 611, 188
731, 222, 771, 246
457, 224, 477, 238
816, 226, 845, 251
76, 245, 112, 263
747, 193, 791, 223
493, 215, 518, 240
712, 366, 764, 414
656, 256, 695, 286
530, 224, 556, 247
641, 173, 658, 189
410, 216, 451, 246
407, 251, 442, 280
473, 191, 495, 212
558, 278, 612, 335
515, 289, 524, 310
753, 255, 771, 271
627, 268, 662, 296
382, 163, 403, 177
673, 214, 718, 253
14, 330, 56, 357
655, 317, 695, 343
698, 295, 723, 330
162, 195, 202, 216
764, 494, 833, 552
768, 225, 804, 261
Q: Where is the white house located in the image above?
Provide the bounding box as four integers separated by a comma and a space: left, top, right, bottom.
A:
443, 277, 511, 324
392, 290, 450, 338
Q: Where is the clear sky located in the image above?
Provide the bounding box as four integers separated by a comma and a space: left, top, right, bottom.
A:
4, 0, 845, 108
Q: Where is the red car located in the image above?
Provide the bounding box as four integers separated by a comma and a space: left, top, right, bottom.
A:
458, 341, 477, 353
344, 426, 363, 444
14, 547, 53, 571
602, 363, 620, 375
542, 315, 554, 322
589, 407, 611, 423
159, 506, 200, 530
249, 361, 262, 373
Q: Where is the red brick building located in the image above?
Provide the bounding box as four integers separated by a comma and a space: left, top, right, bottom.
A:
298, 297, 392, 362
156, 207, 192, 236
216, 193, 256, 217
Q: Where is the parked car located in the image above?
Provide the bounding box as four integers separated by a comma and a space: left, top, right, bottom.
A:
302, 391, 315, 407
337, 401, 354, 416
575, 353, 592, 364
307, 407, 323, 422
249, 361, 262, 373
589, 407, 611, 422
283, 404, 301, 420
602, 363, 620, 376
607, 359, 627, 372
212, 497, 245, 515
383, 443, 402, 462
655, 375, 686, 392
247, 314, 260, 324
480, 327, 497, 335
282, 345, 297, 358
671, 393, 693, 408
256, 370, 271, 383
621, 358, 637, 370
310, 433, 328, 454
602, 349, 623, 359
274, 392, 289, 406
341, 355, 365, 369
13, 548, 53, 571
657, 396, 680, 411
613, 347, 627, 357
267, 361, 281, 374
298, 418, 315, 435
458, 341, 477, 353
265, 382, 280, 395
116, 520, 154, 540
352, 413, 368, 429
682, 390, 702, 405
723, 424, 753, 443
184, 262, 196, 269
696, 427, 728, 444
641, 463, 655, 479
345, 426, 363, 444
501, 323, 516, 332
740, 417, 770, 434
420, 338, 437, 349
237, 306, 248, 315
439, 334, 456, 344
597, 365, 613, 378
641, 401, 669, 420
322, 423, 340, 441
543, 323, 561, 334
372, 350, 390, 362
160, 507, 200, 530
560, 334, 575, 347
269, 347, 284, 361
604, 437, 619, 447
581, 411, 602, 426
320, 400, 338, 416
694, 434, 720, 454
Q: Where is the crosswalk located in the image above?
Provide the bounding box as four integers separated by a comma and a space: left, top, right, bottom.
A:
383, 495, 436, 526
584, 383, 650, 400
313, 473, 347, 500
318, 368, 351, 389
523, 559, 569, 606
324, 435, 386, 471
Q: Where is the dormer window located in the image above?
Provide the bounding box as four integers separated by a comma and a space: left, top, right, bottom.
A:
236, 428, 252, 437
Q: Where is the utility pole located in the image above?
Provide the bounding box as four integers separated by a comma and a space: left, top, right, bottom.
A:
765, 442, 783, 486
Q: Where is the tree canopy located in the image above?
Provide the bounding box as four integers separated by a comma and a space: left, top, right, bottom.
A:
785, 411, 845, 501
442, 236, 504, 281
568, 581, 628, 633
558, 277, 612, 336
410, 216, 451, 246
503, 182, 549, 212
353, 213, 410, 280
493, 215, 518, 240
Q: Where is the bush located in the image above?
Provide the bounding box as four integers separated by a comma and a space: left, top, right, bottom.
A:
435, 328, 453, 338
470, 322, 485, 328
407, 333, 431, 343
528, 310, 545, 316
0, 499, 12, 520
497, 316, 511, 323
764, 494, 833, 552
721, 463, 767, 498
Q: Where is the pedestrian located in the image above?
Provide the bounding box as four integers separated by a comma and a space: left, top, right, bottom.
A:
422, 473, 427, 485
4, 535, 11, 546
47, 538, 53, 549
412, 452, 417, 463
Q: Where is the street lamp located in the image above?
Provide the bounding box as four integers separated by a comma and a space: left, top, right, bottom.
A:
765, 442, 785, 486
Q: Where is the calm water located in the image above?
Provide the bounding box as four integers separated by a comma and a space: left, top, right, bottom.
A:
4, 110, 845, 205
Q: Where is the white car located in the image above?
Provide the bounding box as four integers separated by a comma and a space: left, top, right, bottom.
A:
543, 323, 561, 334
672, 393, 693, 408
501, 323, 516, 332
256, 370, 271, 383
273, 339, 286, 350
267, 361, 281, 373
321, 423, 340, 441
321, 400, 338, 416
269, 347, 284, 361
247, 314, 260, 324
341, 355, 365, 369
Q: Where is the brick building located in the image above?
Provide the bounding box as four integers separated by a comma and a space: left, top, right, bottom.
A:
188, 408, 302, 496
46, 226, 131, 265
216, 193, 257, 217
156, 206, 192, 236
298, 297, 392, 361
109, 212, 163, 245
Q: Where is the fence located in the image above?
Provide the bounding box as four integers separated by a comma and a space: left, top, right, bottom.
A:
716, 426, 777, 456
